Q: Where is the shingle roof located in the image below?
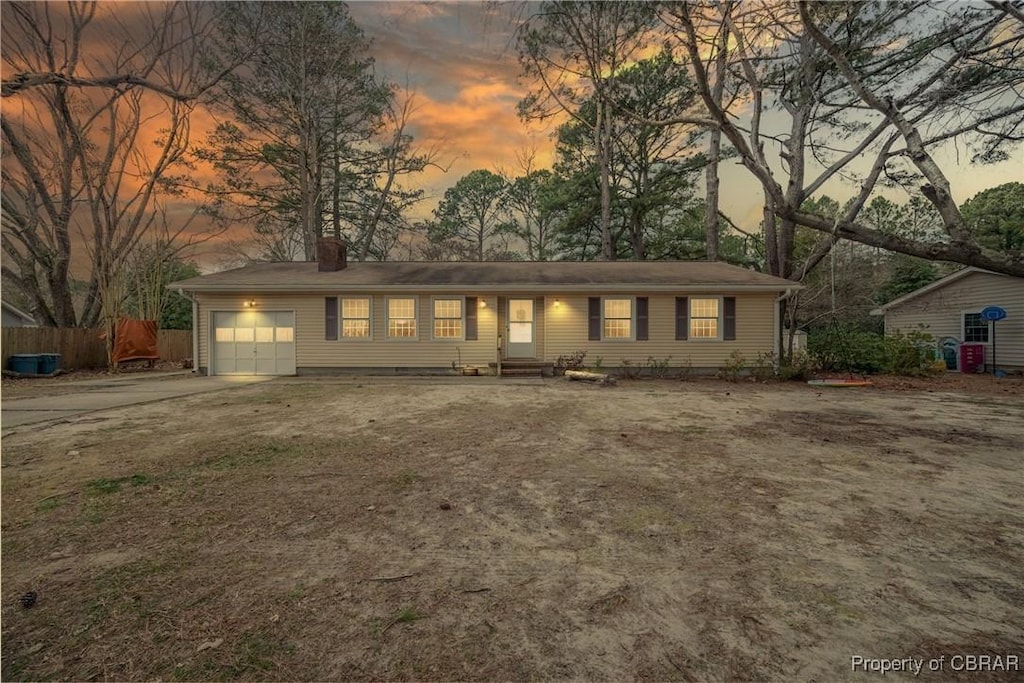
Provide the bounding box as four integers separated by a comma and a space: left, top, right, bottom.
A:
169, 260, 797, 292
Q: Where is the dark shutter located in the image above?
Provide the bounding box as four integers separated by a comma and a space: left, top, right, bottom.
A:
325, 297, 338, 341
675, 297, 688, 340
636, 297, 649, 341
465, 297, 478, 340
588, 297, 601, 341
723, 297, 736, 340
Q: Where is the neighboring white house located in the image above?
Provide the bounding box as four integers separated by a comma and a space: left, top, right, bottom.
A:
2, 301, 36, 327
871, 267, 1024, 371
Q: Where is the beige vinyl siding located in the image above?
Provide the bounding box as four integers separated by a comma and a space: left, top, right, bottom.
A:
196, 290, 780, 371
884, 272, 1024, 368
197, 292, 497, 370
543, 293, 777, 368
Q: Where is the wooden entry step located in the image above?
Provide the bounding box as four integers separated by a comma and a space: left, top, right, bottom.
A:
489, 360, 554, 378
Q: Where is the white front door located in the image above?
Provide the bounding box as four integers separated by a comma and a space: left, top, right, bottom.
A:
506, 298, 535, 359
212, 310, 295, 375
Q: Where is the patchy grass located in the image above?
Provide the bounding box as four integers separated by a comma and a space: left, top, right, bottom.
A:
391, 469, 421, 492
384, 607, 427, 632
1, 378, 1021, 681
85, 473, 152, 496
200, 441, 297, 470
36, 497, 62, 513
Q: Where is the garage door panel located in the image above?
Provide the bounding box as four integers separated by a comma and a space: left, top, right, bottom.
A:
212, 310, 294, 376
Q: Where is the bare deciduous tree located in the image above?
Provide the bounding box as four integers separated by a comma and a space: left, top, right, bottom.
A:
661, 1, 1024, 278
1, 1, 231, 327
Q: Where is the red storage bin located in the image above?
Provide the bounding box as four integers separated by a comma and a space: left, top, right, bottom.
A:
959, 343, 985, 373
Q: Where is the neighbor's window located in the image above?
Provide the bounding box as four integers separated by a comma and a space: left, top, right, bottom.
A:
690, 298, 720, 339
964, 312, 989, 343
433, 298, 463, 339
603, 298, 632, 339
387, 298, 417, 338
341, 297, 371, 338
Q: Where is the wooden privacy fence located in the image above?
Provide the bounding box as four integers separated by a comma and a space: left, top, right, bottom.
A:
2, 328, 192, 370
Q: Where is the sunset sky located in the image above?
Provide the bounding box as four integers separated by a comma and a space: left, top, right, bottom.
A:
345, 1, 1022, 232
347, 2, 551, 206
4, 1, 1021, 272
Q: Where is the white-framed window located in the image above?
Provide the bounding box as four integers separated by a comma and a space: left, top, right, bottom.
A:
602, 297, 633, 340
341, 297, 372, 339
432, 297, 464, 339
387, 297, 418, 339
963, 312, 989, 343
690, 298, 721, 340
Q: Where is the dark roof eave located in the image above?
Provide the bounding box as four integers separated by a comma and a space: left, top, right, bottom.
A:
170, 282, 800, 293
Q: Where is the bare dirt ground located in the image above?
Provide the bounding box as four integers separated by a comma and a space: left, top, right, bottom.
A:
1, 362, 189, 400
1, 376, 1022, 681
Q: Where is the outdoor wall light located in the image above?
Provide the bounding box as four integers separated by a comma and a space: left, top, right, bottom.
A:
479, 299, 487, 308
243, 299, 257, 308
554, 298, 560, 307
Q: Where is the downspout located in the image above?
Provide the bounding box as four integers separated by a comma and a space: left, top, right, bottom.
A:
774, 287, 797, 366
176, 288, 201, 376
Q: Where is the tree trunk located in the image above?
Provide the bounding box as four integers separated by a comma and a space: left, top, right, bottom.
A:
704, 20, 728, 262
762, 193, 780, 277
332, 147, 342, 240
596, 100, 614, 260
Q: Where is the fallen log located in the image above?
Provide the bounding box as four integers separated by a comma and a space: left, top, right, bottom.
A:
565, 370, 616, 386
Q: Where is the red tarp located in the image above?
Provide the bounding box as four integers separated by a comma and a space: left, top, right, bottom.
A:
112, 318, 159, 363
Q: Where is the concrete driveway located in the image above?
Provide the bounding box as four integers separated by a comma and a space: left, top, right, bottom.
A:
1, 374, 275, 429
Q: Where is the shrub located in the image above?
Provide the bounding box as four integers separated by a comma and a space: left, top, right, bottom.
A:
619, 359, 641, 379
751, 351, 777, 382
808, 325, 935, 376
779, 350, 816, 381
721, 350, 746, 382
880, 329, 937, 376
677, 356, 693, 382
555, 350, 587, 375
645, 355, 673, 379
748, 350, 816, 382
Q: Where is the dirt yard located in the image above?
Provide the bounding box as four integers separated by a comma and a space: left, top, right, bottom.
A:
2, 376, 1022, 681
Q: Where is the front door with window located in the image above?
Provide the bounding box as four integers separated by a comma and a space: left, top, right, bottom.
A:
506, 298, 535, 358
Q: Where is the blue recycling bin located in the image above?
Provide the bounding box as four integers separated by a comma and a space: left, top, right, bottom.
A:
8, 354, 41, 374
38, 353, 61, 374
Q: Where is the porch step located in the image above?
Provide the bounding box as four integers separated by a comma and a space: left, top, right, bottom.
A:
489, 360, 553, 378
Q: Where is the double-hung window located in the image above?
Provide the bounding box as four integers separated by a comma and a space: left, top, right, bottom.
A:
433, 298, 463, 339
603, 298, 633, 340
341, 298, 371, 339
675, 296, 736, 341
387, 297, 417, 339
963, 312, 989, 343
588, 297, 647, 341
690, 298, 720, 339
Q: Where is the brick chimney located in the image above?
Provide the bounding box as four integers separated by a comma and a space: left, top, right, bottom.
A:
316, 237, 347, 272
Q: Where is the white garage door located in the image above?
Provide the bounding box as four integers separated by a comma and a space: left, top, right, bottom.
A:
212, 311, 296, 376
